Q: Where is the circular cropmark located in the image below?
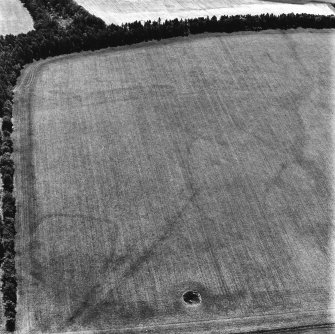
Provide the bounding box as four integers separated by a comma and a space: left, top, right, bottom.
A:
182, 290, 202, 306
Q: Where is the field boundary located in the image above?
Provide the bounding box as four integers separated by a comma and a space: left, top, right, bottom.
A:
13, 28, 335, 82
0, 0, 332, 329
12, 29, 335, 333
33, 311, 335, 334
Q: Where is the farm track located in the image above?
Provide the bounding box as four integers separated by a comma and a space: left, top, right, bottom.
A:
13, 30, 335, 333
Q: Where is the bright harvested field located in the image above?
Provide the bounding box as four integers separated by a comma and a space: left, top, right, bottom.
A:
0, 0, 33, 36
74, 0, 335, 25
14, 30, 335, 333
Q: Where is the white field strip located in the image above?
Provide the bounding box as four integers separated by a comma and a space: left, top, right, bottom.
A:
75, 0, 335, 25
331, 31, 335, 324
0, 0, 33, 35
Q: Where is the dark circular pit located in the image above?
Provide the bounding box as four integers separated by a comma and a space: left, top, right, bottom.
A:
182, 290, 202, 306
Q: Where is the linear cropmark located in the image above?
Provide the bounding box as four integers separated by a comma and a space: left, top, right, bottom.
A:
13, 30, 335, 333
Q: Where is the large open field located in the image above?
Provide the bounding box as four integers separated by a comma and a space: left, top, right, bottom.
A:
13, 30, 335, 333
74, 0, 335, 25
0, 0, 33, 36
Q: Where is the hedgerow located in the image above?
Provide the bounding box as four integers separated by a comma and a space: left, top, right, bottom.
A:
2, 101, 12, 118
0, 0, 334, 330
1, 140, 14, 155
0, 148, 15, 330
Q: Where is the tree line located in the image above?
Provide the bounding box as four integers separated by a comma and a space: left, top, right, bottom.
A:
0, 99, 15, 331
0, 0, 334, 330
0, 1, 334, 110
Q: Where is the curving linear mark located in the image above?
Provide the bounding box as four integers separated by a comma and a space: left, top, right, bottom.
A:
63, 194, 192, 328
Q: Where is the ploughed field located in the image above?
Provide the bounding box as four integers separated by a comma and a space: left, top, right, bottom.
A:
74, 0, 335, 25
14, 31, 335, 333
0, 0, 33, 36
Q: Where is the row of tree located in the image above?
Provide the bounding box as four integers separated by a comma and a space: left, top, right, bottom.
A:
1, 10, 334, 111
0, 0, 107, 330
0, 81, 15, 330
0, 0, 334, 330
0, 4, 334, 112
0, 123, 16, 331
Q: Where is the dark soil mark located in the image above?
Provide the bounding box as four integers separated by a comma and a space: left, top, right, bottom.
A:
182, 290, 202, 305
